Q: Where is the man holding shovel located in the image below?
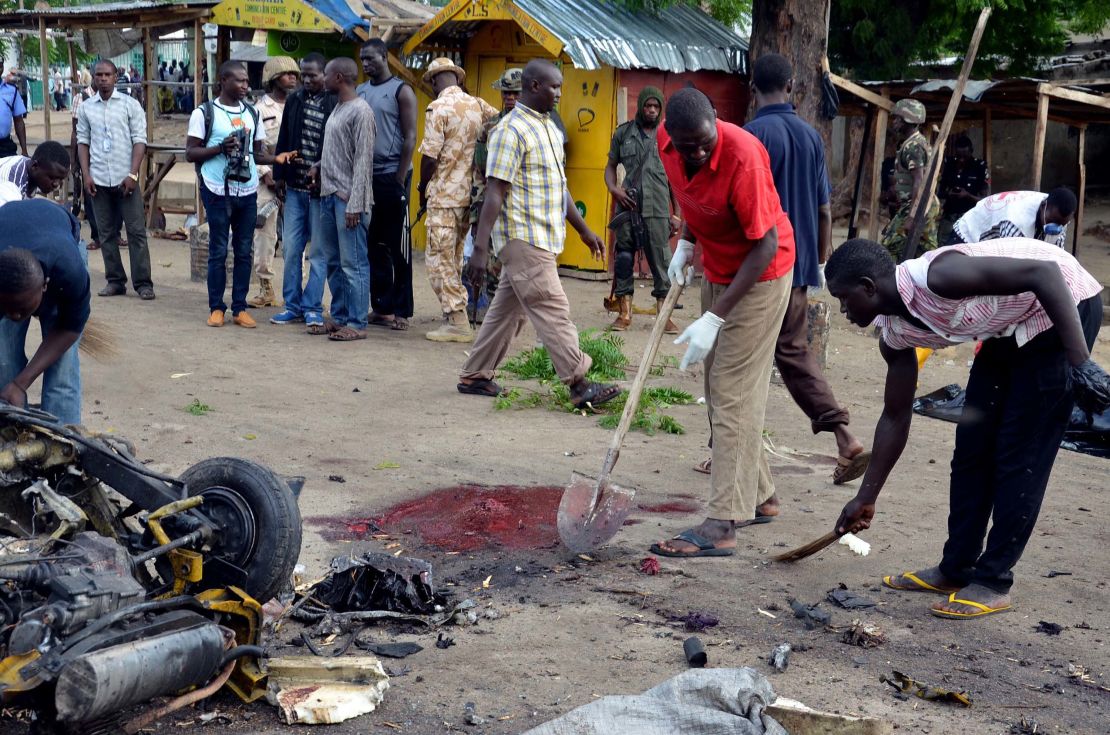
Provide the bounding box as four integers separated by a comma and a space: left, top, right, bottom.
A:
649, 88, 796, 558
457, 60, 620, 411
827, 237, 1106, 618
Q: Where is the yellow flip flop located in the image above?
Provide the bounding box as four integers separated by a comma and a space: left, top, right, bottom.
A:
882, 571, 959, 594
930, 592, 1012, 620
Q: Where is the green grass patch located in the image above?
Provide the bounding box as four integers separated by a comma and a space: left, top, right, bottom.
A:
185, 399, 213, 416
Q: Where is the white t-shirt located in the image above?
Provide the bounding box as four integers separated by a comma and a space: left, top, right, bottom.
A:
187, 101, 266, 197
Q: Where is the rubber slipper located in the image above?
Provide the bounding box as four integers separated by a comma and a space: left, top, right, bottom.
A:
391, 317, 410, 331
368, 313, 395, 328
571, 382, 622, 410
306, 323, 329, 335
457, 379, 504, 397
328, 327, 367, 341
882, 571, 959, 594
649, 529, 734, 558
833, 451, 872, 485
929, 592, 1012, 620
735, 514, 774, 528
693, 457, 712, 475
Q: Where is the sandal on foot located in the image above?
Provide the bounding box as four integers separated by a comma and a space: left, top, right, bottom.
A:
457, 379, 504, 397
571, 382, 622, 410
368, 312, 395, 328
650, 530, 734, 558
328, 326, 367, 341
930, 592, 1012, 620
391, 317, 410, 331
693, 457, 712, 475
833, 451, 872, 485
882, 571, 959, 594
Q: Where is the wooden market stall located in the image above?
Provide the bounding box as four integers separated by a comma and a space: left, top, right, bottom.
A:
399, 0, 748, 271
832, 75, 1110, 254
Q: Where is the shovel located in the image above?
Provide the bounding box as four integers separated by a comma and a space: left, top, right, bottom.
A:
558, 268, 691, 553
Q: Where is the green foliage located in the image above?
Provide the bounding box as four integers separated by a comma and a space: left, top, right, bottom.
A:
613, 0, 752, 26
184, 399, 213, 416
496, 333, 694, 435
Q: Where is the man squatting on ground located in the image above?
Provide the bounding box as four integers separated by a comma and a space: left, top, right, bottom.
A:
0, 200, 91, 425
827, 237, 1109, 619
311, 57, 376, 342
648, 88, 798, 558
743, 53, 869, 486
358, 39, 418, 332
456, 60, 622, 411
604, 85, 680, 334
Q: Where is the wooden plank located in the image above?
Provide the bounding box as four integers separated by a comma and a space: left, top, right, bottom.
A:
38, 18, 51, 140
982, 108, 992, 171
1073, 126, 1085, 256
1030, 91, 1049, 191
848, 105, 874, 239
829, 72, 894, 112
867, 105, 888, 240
142, 28, 155, 186
193, 17, 204, 226
387, 53, 433, 98
902, 6, 991, 260
1040, 82, 1110, 110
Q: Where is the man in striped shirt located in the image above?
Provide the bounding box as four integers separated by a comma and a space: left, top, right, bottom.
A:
827, 237, 1106, 620
458, 60, 620, 410
0, 141, 70, 199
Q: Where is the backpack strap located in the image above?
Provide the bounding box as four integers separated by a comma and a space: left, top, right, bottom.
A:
195, 100, 214, 178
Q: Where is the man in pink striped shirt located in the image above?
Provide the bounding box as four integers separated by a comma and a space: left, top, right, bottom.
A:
825, 237, 1107, 620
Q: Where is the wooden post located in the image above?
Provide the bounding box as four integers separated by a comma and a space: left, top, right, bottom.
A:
847, 106, 874, 239
868, 103, 889, 240
193, 17, 205, 225
1030, 90, 1049, 190
38, 18, 51, 140
217, 25, 231, 66
142, 28, 155, 189
982, 108, 992, 171
1073, 125, 1086, 256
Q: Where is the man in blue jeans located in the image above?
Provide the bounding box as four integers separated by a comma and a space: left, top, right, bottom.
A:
0, 200, 89, 425
308, 57, 375, 341
185, 61, 295, 328
271, 53, 336, 328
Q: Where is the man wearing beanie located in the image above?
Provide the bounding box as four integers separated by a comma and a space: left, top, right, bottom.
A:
604, 86, 680, 333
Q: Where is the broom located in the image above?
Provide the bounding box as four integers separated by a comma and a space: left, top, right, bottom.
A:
78, 316, 119, 361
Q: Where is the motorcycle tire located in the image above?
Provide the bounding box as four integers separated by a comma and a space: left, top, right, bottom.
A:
179, 457, 302, 603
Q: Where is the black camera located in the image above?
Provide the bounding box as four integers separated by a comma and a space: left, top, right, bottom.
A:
225, 127, 252, 183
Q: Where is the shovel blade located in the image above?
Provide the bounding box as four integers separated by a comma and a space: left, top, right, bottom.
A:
557, 471, 636, 553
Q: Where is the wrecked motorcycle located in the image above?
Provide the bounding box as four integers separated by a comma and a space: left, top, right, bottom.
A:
0, 403, 302, 733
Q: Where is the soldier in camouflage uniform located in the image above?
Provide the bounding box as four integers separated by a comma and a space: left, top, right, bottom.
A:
604, 86, 680, 333
466, 68, 521, 323
881, 98, 939, 262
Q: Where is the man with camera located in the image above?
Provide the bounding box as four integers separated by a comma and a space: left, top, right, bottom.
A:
604, 86, 679, 333
186, 61, 295, 328
76, 60, 154, 301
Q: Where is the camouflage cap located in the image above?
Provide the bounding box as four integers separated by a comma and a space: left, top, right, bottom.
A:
492, 67, 523, 92
892, 98, 926, 124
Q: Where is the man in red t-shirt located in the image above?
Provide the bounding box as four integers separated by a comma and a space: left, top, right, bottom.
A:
650, 88, 796, 559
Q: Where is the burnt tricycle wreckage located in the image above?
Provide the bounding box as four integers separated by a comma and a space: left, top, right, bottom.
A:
0, 404, 302, 733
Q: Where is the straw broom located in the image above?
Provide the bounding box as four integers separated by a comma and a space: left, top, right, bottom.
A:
78, 315, 119, 361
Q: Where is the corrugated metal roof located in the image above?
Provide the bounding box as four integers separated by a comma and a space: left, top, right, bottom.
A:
512, 0, 747, 73
6, 0, 216, 15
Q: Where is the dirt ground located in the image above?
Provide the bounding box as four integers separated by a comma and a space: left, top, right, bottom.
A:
3, 212, 1106, 735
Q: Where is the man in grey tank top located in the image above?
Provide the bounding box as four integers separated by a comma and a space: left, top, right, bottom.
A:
357, 40, 417, 330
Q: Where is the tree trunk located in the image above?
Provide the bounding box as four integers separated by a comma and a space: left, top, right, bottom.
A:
748, 0, 832, 142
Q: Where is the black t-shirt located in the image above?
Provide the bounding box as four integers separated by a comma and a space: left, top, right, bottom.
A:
938, 156, 990, 218
0, 199, 90, 332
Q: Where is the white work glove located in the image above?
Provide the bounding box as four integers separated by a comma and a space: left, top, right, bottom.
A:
675, 311, 725, 370
812, 263, 827, 294
668, 238, 695, 286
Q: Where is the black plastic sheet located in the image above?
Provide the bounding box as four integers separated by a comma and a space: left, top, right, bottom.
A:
913, 384, 1110, 459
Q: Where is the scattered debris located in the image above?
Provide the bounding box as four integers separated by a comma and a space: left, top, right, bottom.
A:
788, 598, 830, 630
668, 611, 719, 632
842, 619, 886, 648
435, 633, 455, 650
639, 557, 661, 576
827, 586, 877, 610
756, 608, 777, 619
464, 702, 485, 726
328, 474, 346, 483
1009, 715, 1041, 734
264, 656, 390, 725
1043, 570, 1072, 578
373, 461, 401, 470
882, 670, 971, 707
768, 642, 791, 673
1035, 621, 1065, 636
768, 697, 893, 735
355, 641, 423, 659
838, 533, 871, 556
683, 637, 707, 668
